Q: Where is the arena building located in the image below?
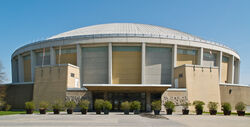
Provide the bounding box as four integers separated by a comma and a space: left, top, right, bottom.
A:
1, 23, 249, 111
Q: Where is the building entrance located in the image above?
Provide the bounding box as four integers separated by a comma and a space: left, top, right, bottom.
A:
107, 92, 146, 111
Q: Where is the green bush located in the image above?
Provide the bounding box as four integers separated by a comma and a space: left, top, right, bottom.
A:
181, 102, 190, 110
192, 100, 205, 111
207, 102, 218, 111
151, 100, 161, 111
235, 102, 246, 111
164, 101, 175, 110
103, 101, 112, 110
79, 100, 90, 110
65, 101, 76, 109
94, 99, 104, 110
39, 101, 49, 110
221, 102, 232, 111
131, 101, 141, 110
25, 101, 35, 110
52, 100, 64, 111
4, 104, 11, 111
121, 101, 131, 111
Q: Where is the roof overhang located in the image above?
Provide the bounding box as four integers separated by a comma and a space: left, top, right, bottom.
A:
83, 84, 171, 92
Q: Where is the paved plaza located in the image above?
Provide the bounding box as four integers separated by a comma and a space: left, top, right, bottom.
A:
0, 112, 249, 127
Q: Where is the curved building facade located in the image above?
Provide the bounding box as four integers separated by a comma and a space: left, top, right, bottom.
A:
9, 23, 244, 111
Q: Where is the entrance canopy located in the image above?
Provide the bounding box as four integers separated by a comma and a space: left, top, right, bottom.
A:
83, 84, 171, 92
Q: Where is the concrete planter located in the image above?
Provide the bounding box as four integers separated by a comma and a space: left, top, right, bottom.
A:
237, 111, 245, 116
182, 109, 189, 115
39, 109, 46, 114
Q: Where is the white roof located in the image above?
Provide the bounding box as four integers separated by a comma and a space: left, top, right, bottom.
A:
48, 23, 201, 40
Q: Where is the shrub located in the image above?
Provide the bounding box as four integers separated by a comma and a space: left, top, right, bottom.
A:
164, 101, 175, 110
235, 102, 246, 111
121, 101, 130, 111
207, 102, 218, 111
52, 100, 64, 111
181, 102, 190, 110
103, 101, 112, 110
192, 100, 205, 111
65, 101, 76, 109
221, 102, 232, 111
79, 100, 90, 110
131, 101, 141, 111
151, 100, 161, 111
94, 99, 104, 110
4, 104, 11, 111
25, 101, 35, 110
39, 101, 49, 110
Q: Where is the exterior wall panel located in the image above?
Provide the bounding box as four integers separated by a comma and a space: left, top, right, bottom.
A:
36, 51, 50, 66
112, 46, 141, 84
23, 55, 31, 82
82, 47, 108, 84
203, 52, 217, 66
145, 47, 172, 84
221, 56, 229, 83
177, 49, 198, 66
56, 48, 77, 65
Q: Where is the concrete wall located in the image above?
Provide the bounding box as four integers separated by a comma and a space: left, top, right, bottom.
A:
174, 65, 221, 111
112, 46, 141, 84
145, 46, 172, 84
220, 85, 250, 111
82, 46, 108, 84
33, 64, 79, 108
0, 84, 33, 109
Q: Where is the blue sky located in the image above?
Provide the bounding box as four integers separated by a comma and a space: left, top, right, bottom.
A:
0, 0, 249, 84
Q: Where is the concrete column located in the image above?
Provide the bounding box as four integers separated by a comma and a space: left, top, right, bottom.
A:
50, 47, 56, 65
171, 44, 177, 87
229, 56, 235, 84
18, 55, 24, 82
146, 92, 151, 112
198, 47, 203, 65
77, 44, 82, 86
141, 43, 146, 84
108, 43, 112, 84
30, 50, 36, 82
237, 60, 240, 84
11, 59, 16, 83
218, 51, 223, 83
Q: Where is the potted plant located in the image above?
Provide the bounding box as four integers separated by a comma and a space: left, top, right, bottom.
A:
103, 100, 112, 114
207, 102, 218, 115
164, 101, 175, 115
131, 101, 141, 114
52, 100, 64, 114
25, 101, 35, 114
65, 101, 76, 114
94, 99, 104, 114
151, 100, 161, 115
235, 102, 246, 116
79, 100, 90, 114
39, 101, 49, 114
193, 100, 205, 115
221, 102, 232, 115
181, 102, 190, 115
121, 101, 131, 115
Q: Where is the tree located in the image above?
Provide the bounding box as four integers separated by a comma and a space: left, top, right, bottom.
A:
0, 61, 6, 84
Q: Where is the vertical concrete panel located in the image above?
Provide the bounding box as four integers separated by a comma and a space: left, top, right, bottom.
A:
11, 58, 19, 82
56, 48, 77, 65
203, 52, 217, 67
82, 46, 108, 84
221, 56, 229, 83
23, 55, 31, 82
177, 49, 198, 66
145, 47, 172, 84
112, 46, 141, 84
36, 51, 50, 66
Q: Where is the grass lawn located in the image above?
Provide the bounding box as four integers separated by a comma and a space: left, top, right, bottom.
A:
0, 111, 40, 116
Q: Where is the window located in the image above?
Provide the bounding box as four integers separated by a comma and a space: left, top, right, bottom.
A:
71, 73, 75, 78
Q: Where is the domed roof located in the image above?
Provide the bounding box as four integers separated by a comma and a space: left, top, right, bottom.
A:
48, 23, 201, 40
